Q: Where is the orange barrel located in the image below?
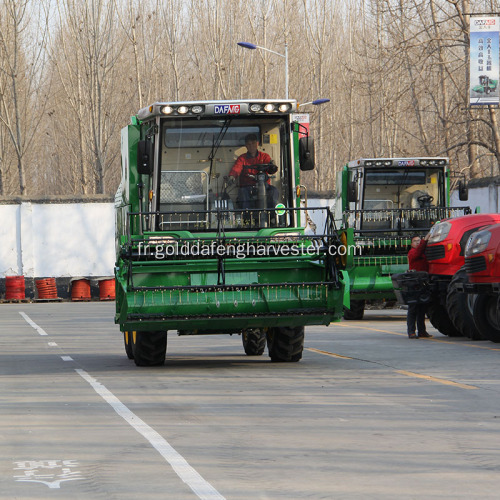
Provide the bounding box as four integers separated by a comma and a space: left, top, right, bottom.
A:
99, 279, 115, 301
5, 276, 25, 300
36, 278, 58, 300
71, 278, 91, 301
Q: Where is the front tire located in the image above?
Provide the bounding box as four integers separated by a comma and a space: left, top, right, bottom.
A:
426, 301, 461, 337
473, 294, 500, 342
343, 299, 365, 320
267, 326, 304, 362
446, 269, 483, 340
132, 331, 167, 366
242, 328, 266, 356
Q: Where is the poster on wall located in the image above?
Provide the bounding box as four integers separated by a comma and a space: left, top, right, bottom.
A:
470, 16, 500, 106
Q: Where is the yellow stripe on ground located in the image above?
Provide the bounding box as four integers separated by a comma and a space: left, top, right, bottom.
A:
306, 348, 479, 390
338, 323, 403, 336
394, 370, 478, 390
306, 347, 354, 359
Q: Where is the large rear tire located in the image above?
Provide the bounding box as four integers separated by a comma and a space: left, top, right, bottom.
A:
426, 301, 461, 337
242, 328, 266, 356
446, 269, 483, 340
132, 331, 167, 366
343, 299, 365, 320
267, 326, 304, 362
473, 294, 500, 342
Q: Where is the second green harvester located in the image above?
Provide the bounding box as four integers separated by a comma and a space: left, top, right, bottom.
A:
334, 157, 470, 319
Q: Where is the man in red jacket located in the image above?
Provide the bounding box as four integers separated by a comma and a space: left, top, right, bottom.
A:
407, 233, 433, 339
229, 134, 278, 210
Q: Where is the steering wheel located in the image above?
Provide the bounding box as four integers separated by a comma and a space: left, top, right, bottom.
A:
417, 194, 434, 204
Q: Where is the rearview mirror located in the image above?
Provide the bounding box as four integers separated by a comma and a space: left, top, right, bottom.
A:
299, 136, 315, 171
458, 181, 469, 201
137, 140, 154, 175
347, 181, 358, 202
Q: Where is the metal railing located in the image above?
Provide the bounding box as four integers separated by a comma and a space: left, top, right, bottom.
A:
343, 206, 471, 235
120, 207, 343, 291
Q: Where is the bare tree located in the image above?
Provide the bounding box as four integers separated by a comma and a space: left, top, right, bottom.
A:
47, 0, 125, 194
0, 0, 50, 195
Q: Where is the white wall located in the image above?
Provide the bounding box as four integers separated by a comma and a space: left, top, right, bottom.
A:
450, 184, 499, 214
302, 197, 335, 233
0, 201, 115, 278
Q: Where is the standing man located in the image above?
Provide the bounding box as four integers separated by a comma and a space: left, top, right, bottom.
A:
229, 134, 278, 209
407, 233, 433, 339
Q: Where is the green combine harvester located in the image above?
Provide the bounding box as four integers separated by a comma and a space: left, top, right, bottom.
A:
115, 99, 349, 365
472, 75, 498, 94
334, 157, 470, 320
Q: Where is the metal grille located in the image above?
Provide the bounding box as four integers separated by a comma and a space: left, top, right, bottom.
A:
464, 256, 487, 273
425, 245, 445, 261
160, 171, 207, 204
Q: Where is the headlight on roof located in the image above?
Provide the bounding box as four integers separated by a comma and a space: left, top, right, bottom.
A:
177, 106, 189, 114
278, 103, 291, 112
465, 230, 492, 256
264, 103, 275, 112
161, 105, 174, 115
250, 103, 262, 112
191, 105, 203, 114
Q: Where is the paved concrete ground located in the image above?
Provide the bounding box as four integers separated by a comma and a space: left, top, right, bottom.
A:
0, 303, 499, 499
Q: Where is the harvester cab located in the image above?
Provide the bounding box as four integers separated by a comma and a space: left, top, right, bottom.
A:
115, 99, 348, 365
335, 157, 471, 320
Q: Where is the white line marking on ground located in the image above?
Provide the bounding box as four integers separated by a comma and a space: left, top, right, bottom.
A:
75, 369, 225, 500
48, 342, 58, 347
61, 356, 73, 362
19, 312, 48, 336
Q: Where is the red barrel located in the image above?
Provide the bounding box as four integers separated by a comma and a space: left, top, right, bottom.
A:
71, 278, 91, 301
99, 279, 115, 301
36, 278, 58, 300
5, 276, 25, 300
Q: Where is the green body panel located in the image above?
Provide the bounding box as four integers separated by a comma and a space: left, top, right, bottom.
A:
343, 227, 408, 300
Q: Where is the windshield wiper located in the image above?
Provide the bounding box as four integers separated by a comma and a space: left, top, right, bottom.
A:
208, 118, 232, 178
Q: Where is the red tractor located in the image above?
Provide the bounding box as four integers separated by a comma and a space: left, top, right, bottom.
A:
463, 222, 500, 342
424, 213, 500, 338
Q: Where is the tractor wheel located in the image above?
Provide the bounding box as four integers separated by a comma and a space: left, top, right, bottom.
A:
446, 269, 483, 340
123, 331, 134, 359
132, 331, 167, 366
267, 326, 304, 362
343, 299, 365, 320
472, 294, 500, 343
426, 301, 461, 337
242, 328, 266, 356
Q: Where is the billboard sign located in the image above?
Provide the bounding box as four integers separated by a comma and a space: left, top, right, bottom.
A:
470, 16, 500, 106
